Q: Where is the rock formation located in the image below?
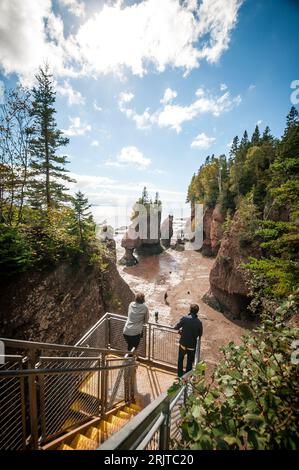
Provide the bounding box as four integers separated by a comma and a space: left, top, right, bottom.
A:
120, 207, 163, 265
120, 225, 141, 266
136, 208, 163, 256
161, 215, 174, 248
202, 204, 224, 256
0, 244, 134, 344
208, 211, 260, 317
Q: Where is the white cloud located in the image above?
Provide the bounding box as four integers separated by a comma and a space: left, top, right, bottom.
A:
249, 84, 256, 91
63, 116, 91, 136
191, 132, 216, 149
93, 101, 103, 112
91, 140, 100, 147
105, 146, 151, 170
59, 0, 85, 17
160, 88, 177, 105
120, 86, 242, 133
0, 0, 244, 80
119, 92, 134, 106
220, 83, 228, 91
256, 119, 262, 125
0, 1, 81, 84
56, 80, 85, 105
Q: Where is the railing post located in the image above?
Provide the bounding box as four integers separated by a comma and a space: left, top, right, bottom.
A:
195, 338, 201, 365
101, 353, 107, 417
148, 323, 152, 362
128, 357, 136, 403
97, 356, 101, 415
28, 350, 39, 449
19, 362, 27, 449
107, 314, 111, 349
159, 400, 170, 450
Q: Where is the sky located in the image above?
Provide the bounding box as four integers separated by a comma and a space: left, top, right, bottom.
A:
0, 0, 298, 226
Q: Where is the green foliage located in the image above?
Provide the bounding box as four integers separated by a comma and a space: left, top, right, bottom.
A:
0, 225, 33, 276
0, 71, 100, 277
28, 65, 74, 209
176, 303, 299, 450
237, 193, 261, 248
71, 191, 96, 246
187, 107, 299, 310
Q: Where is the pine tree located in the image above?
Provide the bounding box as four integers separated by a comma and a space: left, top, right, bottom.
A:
262, 126, 274, 143
139, 186, 149, 205
72, 191, 94, 246
240, 130, 249, 148
229, 136, 239, 159
284, 106, 299, 136
251, 125, 261, 145
29, 65, 74, 210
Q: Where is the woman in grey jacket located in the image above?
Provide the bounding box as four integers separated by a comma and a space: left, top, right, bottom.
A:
123, 293, 149, 351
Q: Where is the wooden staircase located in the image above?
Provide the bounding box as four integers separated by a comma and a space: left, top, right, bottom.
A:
52, 404, 141, 450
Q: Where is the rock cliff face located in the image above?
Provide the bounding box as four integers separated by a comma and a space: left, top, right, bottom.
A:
209, 212, 259, 317
202, 204, 224, 256
0, 244, 134, 344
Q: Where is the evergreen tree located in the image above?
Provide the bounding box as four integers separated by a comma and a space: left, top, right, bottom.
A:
262, 126, 274, 143
251, 125, 261, 145
240, 130, 249, 148
285, 106, 299, 135
229, 136, 239, 159
29, 65, 74, 210
72, 191, 95, 246
139, 186, 149, 205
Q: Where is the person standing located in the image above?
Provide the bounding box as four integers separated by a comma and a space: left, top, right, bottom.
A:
174, 304, 203, 377
123, 293, 149, 351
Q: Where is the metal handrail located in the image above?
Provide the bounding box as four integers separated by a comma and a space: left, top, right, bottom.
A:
98, 392, 168, 450
98, 338, 201, 451
0, 361, 137, 378
0, 337, 127, 356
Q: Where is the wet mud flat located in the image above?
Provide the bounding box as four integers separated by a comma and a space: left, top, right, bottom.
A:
117, 244, 255, 375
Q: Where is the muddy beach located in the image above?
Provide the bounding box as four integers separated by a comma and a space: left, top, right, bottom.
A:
117, 245, 256, 374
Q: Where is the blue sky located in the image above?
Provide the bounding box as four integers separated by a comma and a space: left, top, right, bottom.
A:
0, 0, 298, 225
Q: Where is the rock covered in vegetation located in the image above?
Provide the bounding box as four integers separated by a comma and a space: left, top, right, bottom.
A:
209, 211, 259, 317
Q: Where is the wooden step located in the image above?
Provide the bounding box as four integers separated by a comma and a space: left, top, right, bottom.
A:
79, 372, 99, 398
123, 406, 138, 416
71, 434, 98, 450
116, 410, 131, 420
85, 426, 103, 443
59, 444, 74, 451
129, 403, 141, 412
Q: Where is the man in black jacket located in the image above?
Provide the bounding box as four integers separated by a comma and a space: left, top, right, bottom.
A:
174, 304, 203, 377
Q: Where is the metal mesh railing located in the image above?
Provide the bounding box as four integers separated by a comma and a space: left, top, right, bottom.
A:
0, 332, 137, 450
38, 357, 102, 443
75, 318, 108, 350
0, 357, 26, 450
150, 326, 179, 366
108, 316, 147, 358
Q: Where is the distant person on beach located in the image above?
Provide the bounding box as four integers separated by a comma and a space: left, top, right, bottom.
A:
174, 304, 203, 377
123, 293, 149, 351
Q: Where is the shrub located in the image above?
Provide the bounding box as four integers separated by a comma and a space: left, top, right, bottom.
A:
176, 301, 299, 450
